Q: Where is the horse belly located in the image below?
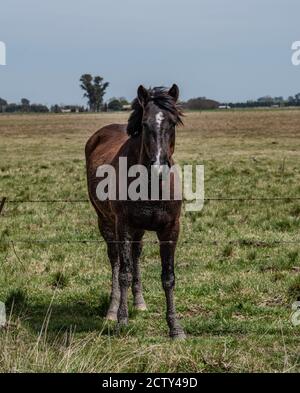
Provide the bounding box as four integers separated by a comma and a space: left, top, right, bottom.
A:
126, 203, 174, 231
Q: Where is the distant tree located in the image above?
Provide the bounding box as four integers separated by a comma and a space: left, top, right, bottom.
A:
21, 98, 30, 112
80, 74, 94, 110
5, 103, 19, 112
119, 97, 129, 106
108, 98, 123, 111
30, 104, 49, 113
93, 76, 109, 111
51, 104, 62, 113
274, 96, 283, 103
0, 98, 7, 112
21, 98, 30, 106
80, 74, 109, 111
183, 97, 219, 110
0, 100, 50, 112
257, 96, 274, 104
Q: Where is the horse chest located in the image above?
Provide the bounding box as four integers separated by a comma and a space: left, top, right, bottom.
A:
127, 203, 170, 230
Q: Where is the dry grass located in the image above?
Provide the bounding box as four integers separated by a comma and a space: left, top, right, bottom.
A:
0, 109, 300, 372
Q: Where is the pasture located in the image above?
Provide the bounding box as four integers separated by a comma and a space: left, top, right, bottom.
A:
0, 109, 300, 372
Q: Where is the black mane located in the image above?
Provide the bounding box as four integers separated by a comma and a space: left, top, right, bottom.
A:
127, 87, 183, 137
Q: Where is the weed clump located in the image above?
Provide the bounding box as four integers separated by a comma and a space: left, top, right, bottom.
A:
288, 276, 300, 300
5, 288, 27, 310
51, 271, 69, 289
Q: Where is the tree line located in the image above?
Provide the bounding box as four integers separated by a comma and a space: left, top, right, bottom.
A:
1, 73, 300, 113
0, 98, 49, 113
182, 94, 300, 110
225, 94, 300, 109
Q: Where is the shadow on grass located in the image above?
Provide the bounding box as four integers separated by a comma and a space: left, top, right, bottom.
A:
6, 292, 116, 335
7, 290, 291, 338
6, 290, 143, 339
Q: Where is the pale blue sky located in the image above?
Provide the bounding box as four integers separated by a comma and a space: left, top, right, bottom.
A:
0, 0, 299, 105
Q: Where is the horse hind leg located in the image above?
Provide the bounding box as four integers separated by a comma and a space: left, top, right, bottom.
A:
132, 232, 147, 311
98, 218, 120, 321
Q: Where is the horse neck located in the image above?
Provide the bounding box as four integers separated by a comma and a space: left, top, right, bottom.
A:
128, 133, 150, 167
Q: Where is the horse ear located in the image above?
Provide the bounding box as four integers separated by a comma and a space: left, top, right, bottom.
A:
168, 84, 179, 102
137, 85, 149, 106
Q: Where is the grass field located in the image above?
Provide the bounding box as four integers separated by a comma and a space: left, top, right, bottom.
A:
0, 109, 300, 372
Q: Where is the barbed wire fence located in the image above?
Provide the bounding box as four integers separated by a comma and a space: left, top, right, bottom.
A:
1, 196, 299, 247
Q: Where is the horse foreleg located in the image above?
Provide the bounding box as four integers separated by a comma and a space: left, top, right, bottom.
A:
157, 223, 186, 339
106, 242, 120, 320
98, 218, 120, 321
117, 225, 133, 326
131, 232, 147, 310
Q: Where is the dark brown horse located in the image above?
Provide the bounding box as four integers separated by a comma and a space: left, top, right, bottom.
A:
85, 84, 185, 338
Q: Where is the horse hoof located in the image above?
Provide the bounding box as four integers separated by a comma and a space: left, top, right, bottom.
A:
134, 303, 147, 311
118, 317, 128, 326
170, 330, 186, 340
105, 312, 118, 321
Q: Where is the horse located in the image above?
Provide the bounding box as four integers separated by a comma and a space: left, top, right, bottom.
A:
85, 84, 185, 339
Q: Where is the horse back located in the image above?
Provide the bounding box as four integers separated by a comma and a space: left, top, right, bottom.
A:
85, 123, 128, 222
85, 124, 128, 166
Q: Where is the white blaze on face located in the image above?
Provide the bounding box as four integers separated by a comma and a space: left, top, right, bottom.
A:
155, 111, 164, 129
154, 112, 164, 172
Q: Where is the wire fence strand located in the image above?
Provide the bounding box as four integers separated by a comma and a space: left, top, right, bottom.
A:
0, 238, 299, 247
1, 196, 299, 248
3, 196, 300, 203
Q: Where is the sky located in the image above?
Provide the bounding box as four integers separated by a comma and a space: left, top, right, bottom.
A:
0, 0, 299, 105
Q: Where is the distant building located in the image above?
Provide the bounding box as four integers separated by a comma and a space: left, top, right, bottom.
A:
54, 105, 83, 113
218, 105, 231, 109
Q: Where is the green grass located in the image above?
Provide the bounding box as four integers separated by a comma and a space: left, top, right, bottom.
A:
0, 110, 300, 372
